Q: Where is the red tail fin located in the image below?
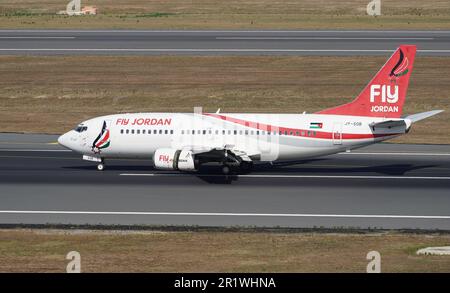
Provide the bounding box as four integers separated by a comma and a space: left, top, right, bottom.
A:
317, 45, 416, 118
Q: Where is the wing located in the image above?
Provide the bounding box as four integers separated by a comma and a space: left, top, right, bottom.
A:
181, 145, 256, 165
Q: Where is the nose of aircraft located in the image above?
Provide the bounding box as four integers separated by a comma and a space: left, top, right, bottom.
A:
57, 132, 70, 149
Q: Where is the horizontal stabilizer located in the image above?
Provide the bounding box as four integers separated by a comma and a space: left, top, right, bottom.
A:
404, 110, 444, 123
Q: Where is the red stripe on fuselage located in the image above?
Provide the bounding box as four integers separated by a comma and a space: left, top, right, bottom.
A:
203, 113, 400, 140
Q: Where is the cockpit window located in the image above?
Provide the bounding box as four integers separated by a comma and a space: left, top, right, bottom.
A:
74, 125, 88, 133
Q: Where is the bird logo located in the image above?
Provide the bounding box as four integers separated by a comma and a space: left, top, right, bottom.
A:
92, 121, 110, 154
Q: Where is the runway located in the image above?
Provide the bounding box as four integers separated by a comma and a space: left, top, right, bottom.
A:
1, 133, 450, 230
1, 30, 450, 56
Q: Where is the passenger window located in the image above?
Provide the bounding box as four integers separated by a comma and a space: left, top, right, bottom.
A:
203, 130, 206, 135
215, 130, 218, 135
131, 129, 135, 134
153, 129, 157, 134
126, 129, 129, 134
181, 130, 184, 135
284, 131, 288, 135
256, 131, 260, 135
250, 130, 254, 135
222, 130, 226, 135
165, 130, 168, 134
245, 130, 248, 135
142, 130, 146, 134
307, 131, 311, 136
290, 131, 293, 135
120, 129, 124, 134
239, 130, 243, 135
159, 129, 162, 134
137, 129, 140, 134
170, 130, 173, 134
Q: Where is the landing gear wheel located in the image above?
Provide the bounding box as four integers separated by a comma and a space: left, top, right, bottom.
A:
97, 163, 105, 171
222, 165, 230, 175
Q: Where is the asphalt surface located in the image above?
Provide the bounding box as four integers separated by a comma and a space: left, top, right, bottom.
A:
0, 30, 450, 56
1, 133, 450, 230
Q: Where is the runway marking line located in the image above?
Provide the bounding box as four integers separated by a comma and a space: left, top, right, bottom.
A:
1, 49, 449, 53
2, 30, 450, 33
0, 210, 449, 219
216, 37, 434, 40
340, 152, 450, 156
0, 37, 75, 39
0, 149, 70, 152
1, 149, 449, 156
119, 173, 450, 180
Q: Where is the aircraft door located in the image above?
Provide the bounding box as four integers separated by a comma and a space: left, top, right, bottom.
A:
332, 122, 343, 145
79, 128, 88, 148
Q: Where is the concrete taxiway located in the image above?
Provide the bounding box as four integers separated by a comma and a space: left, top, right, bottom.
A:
0, 133, 449, 230
0, 30, 450, 56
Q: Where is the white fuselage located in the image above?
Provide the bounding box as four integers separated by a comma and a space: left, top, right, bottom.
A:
58, 112, 408, 163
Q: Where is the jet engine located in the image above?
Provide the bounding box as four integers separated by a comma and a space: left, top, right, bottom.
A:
153, 148, 197, 171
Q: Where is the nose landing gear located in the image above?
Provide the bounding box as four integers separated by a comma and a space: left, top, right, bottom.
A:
97, 163, 104, 171
96, 159, 105, 171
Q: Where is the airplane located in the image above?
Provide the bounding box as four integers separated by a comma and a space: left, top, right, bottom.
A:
58, 45, 443, 174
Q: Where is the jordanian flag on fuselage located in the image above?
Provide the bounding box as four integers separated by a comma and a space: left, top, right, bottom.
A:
92, 121, 110, 150
309, 122, 323, 129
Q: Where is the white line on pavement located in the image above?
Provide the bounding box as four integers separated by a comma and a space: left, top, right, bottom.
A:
0, 210, 449, 219
119, 173, 450, 180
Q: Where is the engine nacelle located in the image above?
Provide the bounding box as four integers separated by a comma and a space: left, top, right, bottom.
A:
153, 148, 197, 171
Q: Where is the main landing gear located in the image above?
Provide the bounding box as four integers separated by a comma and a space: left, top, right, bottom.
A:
221, 161, 253, 175
221, 165, 231, 175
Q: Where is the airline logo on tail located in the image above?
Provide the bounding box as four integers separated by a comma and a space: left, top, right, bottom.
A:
389, 49, 409, 78
316, 45, 416, 118
92, 121, 110, 154
369, 48, 410, 113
